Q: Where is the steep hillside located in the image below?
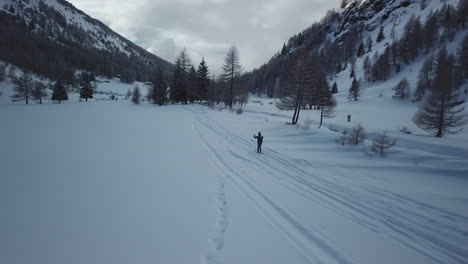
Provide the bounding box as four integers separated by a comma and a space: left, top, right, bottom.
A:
243, 0, 467, 98
0, 0, 172, 83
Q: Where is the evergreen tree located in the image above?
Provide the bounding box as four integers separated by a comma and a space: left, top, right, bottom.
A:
393, 78, 410, 99
281, 43, 287, 56
363, 56, 372, 81
357, 41, 365, 57
196, 58, 210, 103
366, 36, 373, 52
131, 85, 141, 105
318, 87, 336, 128
79, 72, 94, 102
458, 0, 468, 28
331, 81, 338, 94
424, 11, 439, 52
222, 45, 242, 108
458, 35, 468, 79
0, 64, 5, 82
51, 80, 68, 104
415, 55, 434, 101
151, 65, 167, 106
372, 47, 391, 81
348, 77, 360, 101
125, 88, 132, 100
11, 73, 34, 104
276, 55, 315, 125
31, 81, 47, 104
413, 48, 467, 137
187, 66, 197, 102
171, 48, 192, 104
376, 26, 385, 43
349, 61, 355, 78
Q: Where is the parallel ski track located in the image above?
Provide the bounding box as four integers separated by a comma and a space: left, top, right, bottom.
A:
189, 106, 468, 264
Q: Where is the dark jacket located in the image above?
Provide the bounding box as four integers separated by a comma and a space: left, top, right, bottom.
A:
254, 135, 263, 144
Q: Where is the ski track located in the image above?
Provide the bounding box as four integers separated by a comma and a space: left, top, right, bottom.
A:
188, 106, 468, 264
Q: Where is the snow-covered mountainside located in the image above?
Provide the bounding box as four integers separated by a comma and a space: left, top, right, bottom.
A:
0, 0, 172, 82
244, 0, 466, 96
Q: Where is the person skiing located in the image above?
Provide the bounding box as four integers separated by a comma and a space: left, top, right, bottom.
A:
253, 132, 264, 153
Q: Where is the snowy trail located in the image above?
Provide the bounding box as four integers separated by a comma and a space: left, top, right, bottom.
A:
189, 106, 468, 264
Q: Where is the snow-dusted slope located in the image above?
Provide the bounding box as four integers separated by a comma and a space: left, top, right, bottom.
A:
0, 0, 157, 61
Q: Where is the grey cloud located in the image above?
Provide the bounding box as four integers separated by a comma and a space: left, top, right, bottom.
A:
68, 0, 338, 74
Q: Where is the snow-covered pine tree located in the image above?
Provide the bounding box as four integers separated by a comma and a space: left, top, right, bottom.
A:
371, 132, 396, 156
31, 81, 47, 104
413, 48, 467, 137
393, 78, 410, 99
51, 80, 68, 104
11, 73, 34, 104
348, 77, 360, 101
131, 85, 141, 105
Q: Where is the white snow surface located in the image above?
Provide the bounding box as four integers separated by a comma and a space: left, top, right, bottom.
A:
0, 95, 467, 264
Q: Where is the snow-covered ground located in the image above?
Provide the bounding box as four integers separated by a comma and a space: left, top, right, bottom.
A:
1, 92, 467, 264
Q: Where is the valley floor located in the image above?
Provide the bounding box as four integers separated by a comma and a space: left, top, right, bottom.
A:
1, 101, 467, 264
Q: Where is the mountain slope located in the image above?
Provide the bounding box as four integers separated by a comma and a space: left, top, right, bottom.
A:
0, 0, 172, 83
243, 0, 466, 97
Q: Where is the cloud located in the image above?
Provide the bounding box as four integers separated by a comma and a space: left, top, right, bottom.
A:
68, 0, 338, 74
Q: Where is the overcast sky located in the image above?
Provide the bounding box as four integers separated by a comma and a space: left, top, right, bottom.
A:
67, 0, 338, 74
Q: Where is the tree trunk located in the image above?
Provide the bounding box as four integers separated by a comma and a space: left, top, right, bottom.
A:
319, 108, 324, 128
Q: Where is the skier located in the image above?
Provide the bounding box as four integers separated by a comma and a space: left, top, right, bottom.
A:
253, 132, 264, 153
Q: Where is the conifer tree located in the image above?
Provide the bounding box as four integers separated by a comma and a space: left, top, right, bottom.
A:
393, 78, 410, 99
366, 36, 373, 52
415, 55, 434, 101
222, 45, 242, 108
331, 81, 338, 94
413, 48, 467, 137
151, 65, 167, 106
131, 85, 141, 105
348, 77, 360, 101
363, 56, 372, 81
377, 26, 385, 43
277, 55, 314, 125
171, 49, 192, 104
196, 58, 210, 103
188, 66, 197, 103
0, 64, 5, 82
126, 88, 132, 100
357, 41, 365, 57
32, 81, 47, 104
79, 72, 94, 102
458, 35, 468, 79
51, 80, 68, 104
11, 73, 34, 104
